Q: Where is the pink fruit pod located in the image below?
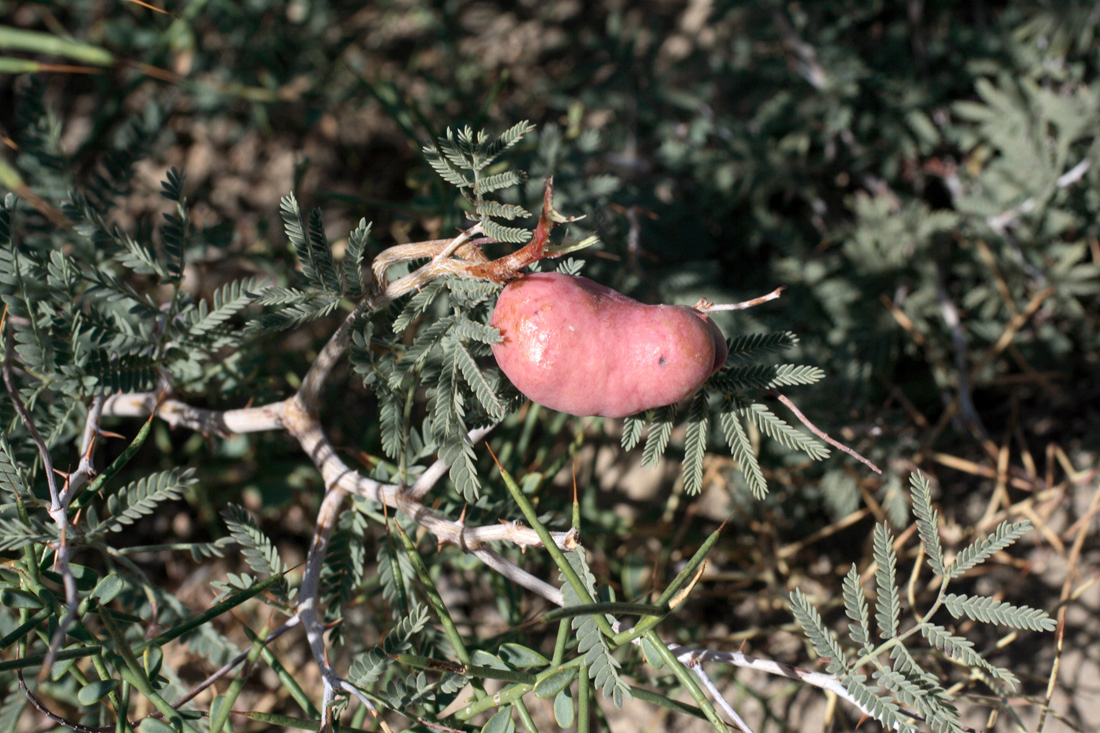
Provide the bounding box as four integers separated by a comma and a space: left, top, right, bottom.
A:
490, 272, 727, 418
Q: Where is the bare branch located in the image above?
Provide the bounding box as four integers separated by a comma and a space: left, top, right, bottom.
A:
666, 642, 876, 725
768, 388, 882, 474
407, 424, 495, 500
62, 395, 105, 503
297, 484, 373, 728
3, 322, 78, 672
694, 287, 785, 313
690, 663, 754, 733
936, 280, 989, 441
471, 546, 565, 606
102, 392, 286, 434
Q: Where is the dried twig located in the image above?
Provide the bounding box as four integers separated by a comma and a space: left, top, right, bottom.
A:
297, 483, 369, 728
1037, 479, 1100, 732
689, 661, 754, 733
694, 287, 785, 313
169, 618, 301, 709
767, 388, 882, 474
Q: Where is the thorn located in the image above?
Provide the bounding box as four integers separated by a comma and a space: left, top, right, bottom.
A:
82, 431, 99, 460
486, 443, 503, 471
571, 460, 578, 506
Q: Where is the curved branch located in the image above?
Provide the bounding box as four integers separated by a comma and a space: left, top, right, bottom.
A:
102, 393, 286, 434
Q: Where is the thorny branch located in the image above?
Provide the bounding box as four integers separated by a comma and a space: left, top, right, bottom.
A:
63, 394, 105, 501
92, 205, 580, 727
2, 315, 78, 672
71, 185, 875, 729
665, 642, 884, 731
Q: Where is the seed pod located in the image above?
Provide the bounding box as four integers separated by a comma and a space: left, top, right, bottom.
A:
491, 273, 726, 418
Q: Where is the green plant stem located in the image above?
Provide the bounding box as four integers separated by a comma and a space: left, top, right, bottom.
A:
0, 606, 52, 649
642, 630, 729, 733
393, 653, 535, 685
0, 644, 101, 672
0, 26, 114, 65
382, 529, 410, 615
116, 681, 132, 733
142, 572, 284, 650
71, 414, 154, 514
577, 663, 590, 733
100, 609, 198, 733
541, 602, 666, 625
611, 523, 724, 648
628, 683, 710, 721
209, 624, 268, 733
453, 681, 533, 721
112, 541, 223, 555
516, 402, 541, 457
239, 623, 319, 720
513, 698, 538, 733
0, 57, 93, 73
492, 449, 615, 639
399, 383, 415, 480
392, 522, 471, 665
551, 618, 570, 667
90, 649, 128, 726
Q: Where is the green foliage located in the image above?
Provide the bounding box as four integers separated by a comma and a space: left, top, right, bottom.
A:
790, 474, 1054, 732
220, 504, 294, 608
424, 122, 537, 244
627, 331, 829, 497
280, 194, 341, 295
0, 434, 29, 499
344, 218, 373, 298
0, 2, 1086, 729
348, 604, 431, 688
559, 550, 632, 707
85, 468, 197, 538
947, 520, 1032, 579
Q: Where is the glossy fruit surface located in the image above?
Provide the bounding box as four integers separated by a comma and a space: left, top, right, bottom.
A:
490, 273, 727, 418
